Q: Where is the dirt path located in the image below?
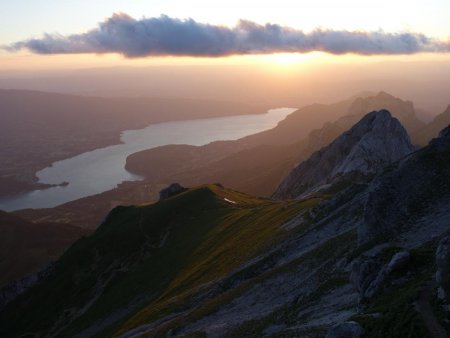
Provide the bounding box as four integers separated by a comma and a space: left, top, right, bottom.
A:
415, 282, 448, 338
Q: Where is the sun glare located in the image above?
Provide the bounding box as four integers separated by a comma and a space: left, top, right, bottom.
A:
267, 53, 308, 65
254, 52, 330, 68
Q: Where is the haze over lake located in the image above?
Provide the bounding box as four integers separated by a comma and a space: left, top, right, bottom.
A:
0, 108, 295, 211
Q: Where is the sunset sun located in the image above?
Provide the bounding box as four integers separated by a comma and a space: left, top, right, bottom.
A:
266, 52, 312, 65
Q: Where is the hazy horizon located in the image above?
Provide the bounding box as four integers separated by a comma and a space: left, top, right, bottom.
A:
1, 56, 449, 119
1, 1, 449, 118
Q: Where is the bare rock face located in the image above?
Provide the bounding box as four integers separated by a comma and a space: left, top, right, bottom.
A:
360, 124, 450, 244
325, 321, 365, 338
273, 110, 415, 199
436, 236, 450, 302
159, 183, 187, 201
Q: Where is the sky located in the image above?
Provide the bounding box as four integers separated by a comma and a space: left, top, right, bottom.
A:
0, 0, 449, 69
0, 0, 449, 115
1, 0, 450, 43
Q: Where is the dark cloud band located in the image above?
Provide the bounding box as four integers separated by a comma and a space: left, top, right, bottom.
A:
5, 13, 450, 57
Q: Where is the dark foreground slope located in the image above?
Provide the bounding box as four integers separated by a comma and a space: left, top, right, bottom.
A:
2, 125, 450, 337
0, 210, 89, 286
0, 185, 319, 337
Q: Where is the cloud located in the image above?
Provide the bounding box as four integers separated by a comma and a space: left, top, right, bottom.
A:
5, 13, 450, 57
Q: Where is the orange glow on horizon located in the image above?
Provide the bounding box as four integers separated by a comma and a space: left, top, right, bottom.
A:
1, 50, 449, 72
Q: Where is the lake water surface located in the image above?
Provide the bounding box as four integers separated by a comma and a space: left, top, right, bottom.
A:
0, 108, 296, 211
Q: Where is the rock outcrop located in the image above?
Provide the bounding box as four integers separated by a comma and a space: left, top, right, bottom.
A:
159, 183, 187, 201
273, 110, 415, 199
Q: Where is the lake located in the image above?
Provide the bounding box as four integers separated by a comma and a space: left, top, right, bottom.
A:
0, 108, 296, 211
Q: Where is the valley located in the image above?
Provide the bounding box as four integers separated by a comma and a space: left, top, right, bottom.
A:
0, 90, 266, 198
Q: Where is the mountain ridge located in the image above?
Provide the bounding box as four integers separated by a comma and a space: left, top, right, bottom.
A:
273, 110, 415, 199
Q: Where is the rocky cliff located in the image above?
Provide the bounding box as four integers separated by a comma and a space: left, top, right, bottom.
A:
273, 110, 415, 199
360, 124, 450, 244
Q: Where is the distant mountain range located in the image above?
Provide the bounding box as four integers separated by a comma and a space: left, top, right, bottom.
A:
1, 101, 450, 337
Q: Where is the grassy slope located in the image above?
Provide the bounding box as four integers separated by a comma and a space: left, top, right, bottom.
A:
0, 184, 318, 337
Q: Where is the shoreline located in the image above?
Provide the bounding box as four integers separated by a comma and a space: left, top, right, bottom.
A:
0, 107, 270, 202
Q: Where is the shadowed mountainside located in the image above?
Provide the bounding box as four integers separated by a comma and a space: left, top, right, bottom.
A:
0, 185, 320, 337
0, 210, 89, 286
